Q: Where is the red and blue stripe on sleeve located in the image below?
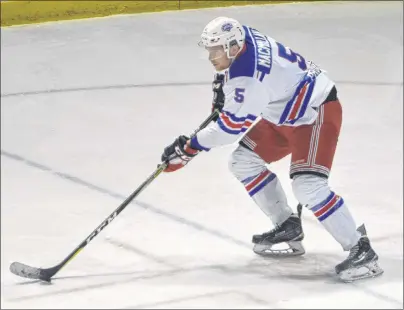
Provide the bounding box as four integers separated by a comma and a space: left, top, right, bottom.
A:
217, 110, 257, 135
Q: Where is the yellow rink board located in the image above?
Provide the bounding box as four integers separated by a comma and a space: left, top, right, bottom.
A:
0, 1, 316, 27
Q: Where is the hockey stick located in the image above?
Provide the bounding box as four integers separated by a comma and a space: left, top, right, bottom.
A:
9, 109, 220, 283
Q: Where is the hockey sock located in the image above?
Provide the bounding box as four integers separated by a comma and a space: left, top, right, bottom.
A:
241, 170, 293, 226
310, 191, 361, 250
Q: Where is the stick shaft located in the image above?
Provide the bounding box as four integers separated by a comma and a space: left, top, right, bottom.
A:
50, 110, 219, 276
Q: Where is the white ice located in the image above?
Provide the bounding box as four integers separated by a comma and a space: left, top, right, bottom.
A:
1, 1, 403, 308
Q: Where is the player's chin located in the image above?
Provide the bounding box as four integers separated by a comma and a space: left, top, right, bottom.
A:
212, 64, 223, 71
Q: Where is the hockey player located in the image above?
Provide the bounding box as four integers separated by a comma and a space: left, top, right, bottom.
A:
160, 17, 383, 282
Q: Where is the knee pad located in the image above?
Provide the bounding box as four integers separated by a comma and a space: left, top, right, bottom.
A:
228, 145, 267, 181
292, 174, 331, 208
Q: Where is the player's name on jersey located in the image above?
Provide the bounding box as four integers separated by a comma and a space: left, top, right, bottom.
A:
250, 28, 272, 78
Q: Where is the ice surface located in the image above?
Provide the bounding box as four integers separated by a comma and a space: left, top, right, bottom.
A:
1, 1, 403, 308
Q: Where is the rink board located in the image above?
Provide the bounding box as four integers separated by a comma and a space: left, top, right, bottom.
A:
0, 0, 320, 27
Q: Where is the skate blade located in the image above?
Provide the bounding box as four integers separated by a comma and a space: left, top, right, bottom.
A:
253, 241, 305, 257
339, 260, 384, 282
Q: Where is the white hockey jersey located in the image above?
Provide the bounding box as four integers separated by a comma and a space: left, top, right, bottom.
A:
190, 26, 335, 152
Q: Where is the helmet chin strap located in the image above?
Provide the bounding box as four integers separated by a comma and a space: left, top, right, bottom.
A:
226, 41, 245, 59
210, 43, 244, 71
225, 45, 234, 60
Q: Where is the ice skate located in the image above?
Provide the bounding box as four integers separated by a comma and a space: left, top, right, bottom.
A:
336, 224, 384, 282
252, 204, 305, 256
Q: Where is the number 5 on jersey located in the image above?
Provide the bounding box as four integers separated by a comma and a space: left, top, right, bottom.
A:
235, 88, 245, 103
277, 42, 307, 71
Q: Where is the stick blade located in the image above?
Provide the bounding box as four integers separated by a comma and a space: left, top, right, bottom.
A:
10, 262, 53, 282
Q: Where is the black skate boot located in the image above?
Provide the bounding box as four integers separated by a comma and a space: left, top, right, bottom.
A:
252, 204, 305, 256
335, 224, 384, 282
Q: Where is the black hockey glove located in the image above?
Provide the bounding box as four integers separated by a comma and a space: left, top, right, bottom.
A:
211, 73, 225, 121
161, 135, 199, 172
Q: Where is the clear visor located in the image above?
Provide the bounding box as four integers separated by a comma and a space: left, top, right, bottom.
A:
204, 45, 226, 61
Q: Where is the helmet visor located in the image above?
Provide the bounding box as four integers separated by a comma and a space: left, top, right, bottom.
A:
205, 45, 226, 61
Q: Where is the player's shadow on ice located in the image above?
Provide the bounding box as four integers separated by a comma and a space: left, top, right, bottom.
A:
9, 233, 402, 304
7, 259, 401, 310
9, 252, 402, 305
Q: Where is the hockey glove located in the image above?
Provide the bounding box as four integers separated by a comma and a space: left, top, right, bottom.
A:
211, 73, 225, 121
161, 135, 199, 172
